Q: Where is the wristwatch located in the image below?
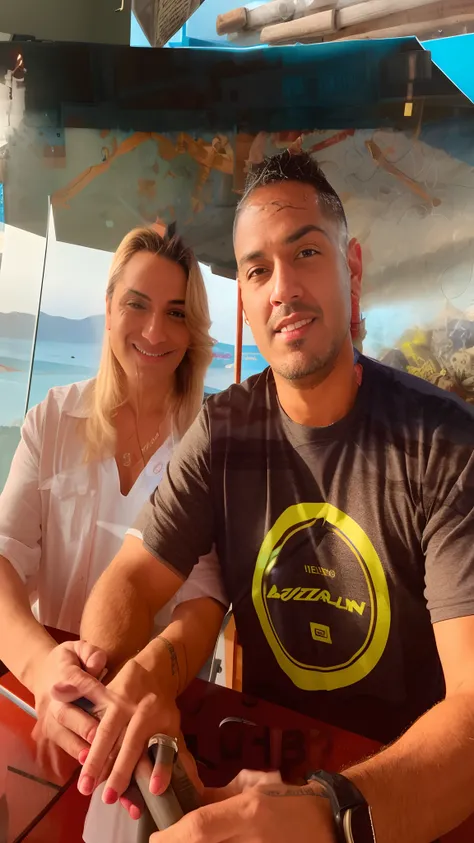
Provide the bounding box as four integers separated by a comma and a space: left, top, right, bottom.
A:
307, 770, 377, 843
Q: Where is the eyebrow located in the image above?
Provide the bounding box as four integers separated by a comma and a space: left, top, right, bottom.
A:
125, 288, 151, 301
238, 224, 330, 267
285, 224, 330, 244
125, 289, 185, 306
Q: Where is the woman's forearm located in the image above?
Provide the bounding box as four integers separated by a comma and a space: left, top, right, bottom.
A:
134, 597, 226, 698
0, 554, 56, 691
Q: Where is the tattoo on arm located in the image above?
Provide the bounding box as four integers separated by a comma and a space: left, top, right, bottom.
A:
158, 635, 179, 681
263, 785, 329, 799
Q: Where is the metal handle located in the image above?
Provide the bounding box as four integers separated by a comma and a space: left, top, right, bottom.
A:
135, 754, 184, 831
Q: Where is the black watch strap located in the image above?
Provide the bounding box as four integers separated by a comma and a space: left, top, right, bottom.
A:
307, 770, 376, 843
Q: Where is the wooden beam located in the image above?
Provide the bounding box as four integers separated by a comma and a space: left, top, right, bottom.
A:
262, 9, 337, 42
217, 0, 332, 36
216, 6, 247, 35
341, 0, 448, 28
261, 0, 474, 43
338, 12, 474, 39
324, 0, 474, 39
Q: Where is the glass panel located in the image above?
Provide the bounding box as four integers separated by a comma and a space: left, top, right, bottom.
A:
27, 207, 243, 409
27, 210, 112, 412
0, 56, 48, 490
200, 266, 237, 394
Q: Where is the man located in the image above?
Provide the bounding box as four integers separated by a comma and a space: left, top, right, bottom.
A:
77, 150, 474, 843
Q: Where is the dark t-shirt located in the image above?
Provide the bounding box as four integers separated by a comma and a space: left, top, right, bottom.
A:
138, 356, 474, 743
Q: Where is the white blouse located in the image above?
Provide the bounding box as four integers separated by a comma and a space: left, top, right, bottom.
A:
0, 379, 227, 634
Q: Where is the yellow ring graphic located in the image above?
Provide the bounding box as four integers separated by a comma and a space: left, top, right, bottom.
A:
252, 503, 391, 691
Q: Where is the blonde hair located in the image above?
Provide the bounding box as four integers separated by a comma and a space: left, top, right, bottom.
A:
84, 226, 214, 460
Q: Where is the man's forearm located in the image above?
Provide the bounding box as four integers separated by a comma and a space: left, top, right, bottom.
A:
345, 691, 474, 843
80, 536, 183, 672
134, 597, 226, 698
0, 555, 56, 690
80, 562, 156, 673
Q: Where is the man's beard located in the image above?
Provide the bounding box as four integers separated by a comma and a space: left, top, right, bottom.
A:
272, 335, 343, 383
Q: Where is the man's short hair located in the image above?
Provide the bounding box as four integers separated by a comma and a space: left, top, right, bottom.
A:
234, 149, 348, 236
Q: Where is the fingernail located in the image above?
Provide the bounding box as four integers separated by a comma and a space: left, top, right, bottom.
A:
78, 749, 89, 765
103, 787, 118, 805
54, 683, 79, 695
86, 726, 97, 744
150, 776, 164, 795
78, 775, 95, 796
129, 805, 141, 821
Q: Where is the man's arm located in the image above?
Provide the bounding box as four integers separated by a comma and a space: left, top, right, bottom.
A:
80, 534, 184, 672
80, 535, 226, 686
345, 615, 474, 843
144, 618, 474, 843
134, 597, 226, 698
344, 419, 474, 843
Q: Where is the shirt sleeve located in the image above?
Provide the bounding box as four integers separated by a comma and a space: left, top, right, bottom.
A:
0, 403, 43, 595
133, 406, 215, 579
170, 545, 228, 609
422, 412, 474, 624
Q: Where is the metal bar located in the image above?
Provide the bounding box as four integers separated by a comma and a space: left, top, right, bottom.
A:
234, 285, 243, 384
0, 684, 37, 719
24, 199, 52, 418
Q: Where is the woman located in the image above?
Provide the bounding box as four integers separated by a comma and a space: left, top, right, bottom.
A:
0, 226, 227, 842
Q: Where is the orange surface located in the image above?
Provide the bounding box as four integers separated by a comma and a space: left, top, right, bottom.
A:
0, 673, 81, 842
1, 631, 474, 842
20, 772, 89, 843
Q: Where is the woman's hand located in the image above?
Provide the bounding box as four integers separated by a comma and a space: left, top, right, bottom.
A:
50, 656, 199, 818
31, 640, 107, 779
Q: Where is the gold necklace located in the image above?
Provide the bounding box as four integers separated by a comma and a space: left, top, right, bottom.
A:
141, 429, 162, 455
122, 416, 166, 467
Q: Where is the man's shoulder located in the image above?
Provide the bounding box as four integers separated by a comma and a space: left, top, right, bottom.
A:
205, 368, 271, 417
364, 355, 474, 433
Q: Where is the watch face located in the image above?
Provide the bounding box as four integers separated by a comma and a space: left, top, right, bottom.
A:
344, 805, 376, 843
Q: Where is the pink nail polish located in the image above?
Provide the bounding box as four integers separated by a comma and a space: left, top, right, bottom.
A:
78, 774, 95, 796
150, 776, 163, 795
78, 749, 89, 765
103, 787, 118, 805
129, 805, 141, 821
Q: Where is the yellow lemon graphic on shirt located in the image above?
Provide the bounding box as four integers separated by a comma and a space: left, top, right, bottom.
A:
252, 503, 391, 691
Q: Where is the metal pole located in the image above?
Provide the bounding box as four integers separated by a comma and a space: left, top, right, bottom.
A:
24, 198, 52, 417
0, 683, 37, 719
234, 284, 243, 384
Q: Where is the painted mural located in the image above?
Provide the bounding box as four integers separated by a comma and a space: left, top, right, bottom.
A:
1, 44, 474, 487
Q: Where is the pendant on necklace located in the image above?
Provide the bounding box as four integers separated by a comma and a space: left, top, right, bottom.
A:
142, 429, 161, 455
